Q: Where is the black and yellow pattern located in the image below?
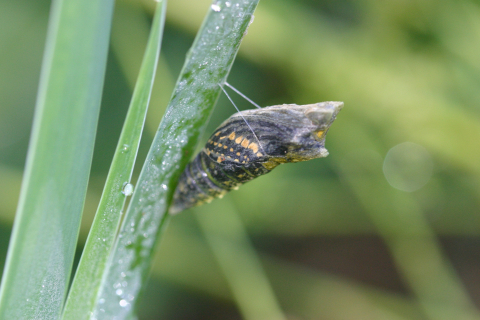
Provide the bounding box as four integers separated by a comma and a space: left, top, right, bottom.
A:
169, 101, 343, 214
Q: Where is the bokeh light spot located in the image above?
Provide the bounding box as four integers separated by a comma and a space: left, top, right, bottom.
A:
383, 142, 433, 192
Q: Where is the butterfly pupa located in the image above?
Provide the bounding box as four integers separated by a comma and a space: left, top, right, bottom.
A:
169, 101, 343, 214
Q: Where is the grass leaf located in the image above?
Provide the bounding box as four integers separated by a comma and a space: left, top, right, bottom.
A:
0, 0, 115, 318
92, 1, 259, 318
61, 1, 166, 319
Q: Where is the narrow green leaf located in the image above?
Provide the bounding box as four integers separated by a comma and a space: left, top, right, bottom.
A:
0, 0, 114, 318
61, 1, 166, 319
196, 200, 287, 320
93, 1, 259, 318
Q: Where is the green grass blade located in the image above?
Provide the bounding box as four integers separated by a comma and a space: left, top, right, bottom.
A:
61, 1, 167, 319
0, 0, 114, 318
92, 1, 259, 318
196, 200, 287, 320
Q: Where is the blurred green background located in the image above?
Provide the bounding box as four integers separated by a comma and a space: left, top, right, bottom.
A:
1, 0, 480, 319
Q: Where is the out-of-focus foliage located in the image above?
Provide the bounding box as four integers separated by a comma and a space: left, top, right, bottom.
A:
1, 0, 480, 319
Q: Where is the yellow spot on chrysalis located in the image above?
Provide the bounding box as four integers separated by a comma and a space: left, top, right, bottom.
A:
235, 136, 243, 144
217, 156, 224, 162
316, 130, 325, 139
242, 161, 245, 164
248, 142, 259, 153
223, 145, 227, 149
236, 152, 241, 156
220, 136, 227, 140
218, 143, 222, 147
230, 148, 234, 152
228, 132, 236, 140
215, 132, 221, 136
213, 142, 218, 146
256, 152, 263, 157
241, 139, 249, 148
234, 159, 239, 162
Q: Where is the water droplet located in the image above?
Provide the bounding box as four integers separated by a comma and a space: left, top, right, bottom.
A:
122, 183, 134, 196
121, 144, 130, 153
119, 299, 129, 307
99, 298, 105, 304
120, 272, 126, 278
383, 142, 433, 192
161, 184, 168, 190
250, 15, 255, 24
211, 4, 221, 12
225, 1, 231, 7
116, 289, 123, 296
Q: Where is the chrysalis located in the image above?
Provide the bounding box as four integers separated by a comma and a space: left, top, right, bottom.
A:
169, 101, 343, 214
